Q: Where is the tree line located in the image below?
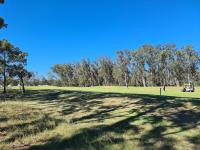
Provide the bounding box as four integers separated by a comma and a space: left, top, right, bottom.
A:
49, 44, 200, 87
1, 1, 200, 91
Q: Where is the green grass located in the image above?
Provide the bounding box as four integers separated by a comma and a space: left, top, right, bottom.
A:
0, 86, 200, 150
26, 86, 200, 98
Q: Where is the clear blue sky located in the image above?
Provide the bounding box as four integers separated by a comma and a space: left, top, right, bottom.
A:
1, 0, 200, 75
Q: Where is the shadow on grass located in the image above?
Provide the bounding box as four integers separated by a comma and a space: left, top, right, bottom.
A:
28, 99, 177, 150
2, 89, 200, 149
3, 115, 62, 143
0, 102, 63, 146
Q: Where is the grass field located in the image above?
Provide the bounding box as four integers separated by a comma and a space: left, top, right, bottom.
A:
0, 86, 200, 150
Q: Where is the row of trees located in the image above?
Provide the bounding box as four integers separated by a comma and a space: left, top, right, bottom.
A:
51, 44, 200, 87
1, 1, 199, 90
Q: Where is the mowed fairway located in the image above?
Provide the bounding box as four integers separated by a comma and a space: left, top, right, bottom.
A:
0, 86, 200, 150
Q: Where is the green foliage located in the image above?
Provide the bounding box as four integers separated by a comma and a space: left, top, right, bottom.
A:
98, 57, 114, 86
0, 39, 29, 93
0, 1, 7, 29
50, 44, 200, 87
115, 50, 131, 87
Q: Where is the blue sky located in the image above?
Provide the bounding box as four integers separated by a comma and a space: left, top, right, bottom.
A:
0, 0, 200, 75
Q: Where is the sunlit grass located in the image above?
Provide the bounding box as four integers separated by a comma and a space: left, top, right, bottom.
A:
24, 86, 200, 98
0, 86, 200, 149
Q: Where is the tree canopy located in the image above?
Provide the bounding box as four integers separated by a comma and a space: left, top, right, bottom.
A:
50, 44, 200, 87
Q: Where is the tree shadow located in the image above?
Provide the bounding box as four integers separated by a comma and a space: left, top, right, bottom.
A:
28, 101, 174, 150
3, 89, 200, 149
0, 110, 63, 144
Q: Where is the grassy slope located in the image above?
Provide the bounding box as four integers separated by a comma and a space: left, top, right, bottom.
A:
0, 86, 200, 150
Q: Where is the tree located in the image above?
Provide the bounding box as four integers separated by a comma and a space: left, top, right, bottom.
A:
171, 50, 187, 86
132, 48, 146, 87
48, 44, 199, 87
76, 59, 92, 87
10, 48, 29, 93
90, 61, 100, 86
0, 17, 5, 29
60, 64, 74, 86
0, 39, 28, 94
9, 64, 31, 93
52, 64, 68, 86
0, 39, 12, 93
156, 44, 174, 86
98, 57, 114, 86
184, 45, 200, 83
143, 44, 158, 86
115, 50, 131, 87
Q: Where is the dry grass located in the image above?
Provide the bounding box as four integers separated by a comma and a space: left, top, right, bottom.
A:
0, 86, 200, 150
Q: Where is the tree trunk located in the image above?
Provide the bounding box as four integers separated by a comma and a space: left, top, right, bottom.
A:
20, 77, 25, 93
163, 79, 166, 91
188, 71, 190, 83
3, 52, 6, 94
3, 66, 6, 94
177, 80, 180, 87
124, 73, 128, 88
153, 66, 157, 86
142, 76, 146, 87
